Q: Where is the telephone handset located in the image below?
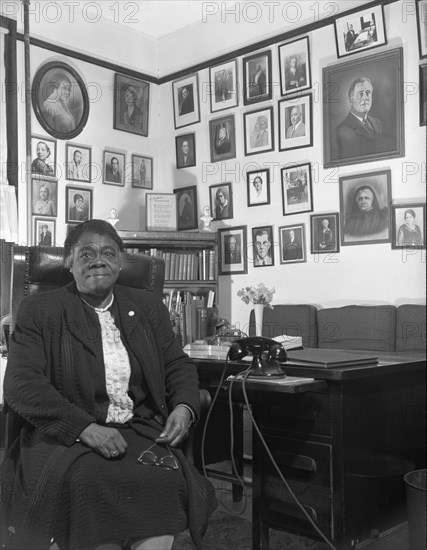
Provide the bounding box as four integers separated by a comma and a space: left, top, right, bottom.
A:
229, 336, 287, 377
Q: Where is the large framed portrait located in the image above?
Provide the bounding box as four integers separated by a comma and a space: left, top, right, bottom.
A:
209, 59, 238, 113
103, 150, 125, 186
209, 182, 233, 221
420, 64, 427, 126
278, 36, 311, 97
323, 47, 405, 168
310, 213, 340, 254
66, 186, 92, 223
339, 169, 391, 246
391, 203, 425, 250
175, 133, 196, 169
174, 185, 198, 231
33, 217, 55, 247
279, 224, 306, 264
31, 177, 57, 217
31, 135, 57, 177
242, 50, 272, 105
281, 163, 313, 216
209, 114, 236, 162
172, 74, 200, 129
113, 73, 149, 137
247, 168, 270, 207
32, 61, 89, 140
66, 143, 91, 183
243, 106, 274, 156
417, 0, 427, 59
334, 5, 387, 58
278, 93, 312, 152
131, 154, 153, 189
218, 225, 247, 275
251, 225, 274, 268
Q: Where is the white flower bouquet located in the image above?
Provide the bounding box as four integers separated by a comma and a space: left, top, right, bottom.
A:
237, 283, 275, 309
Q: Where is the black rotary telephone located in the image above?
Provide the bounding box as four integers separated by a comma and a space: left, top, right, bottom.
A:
229, 336, 287, 377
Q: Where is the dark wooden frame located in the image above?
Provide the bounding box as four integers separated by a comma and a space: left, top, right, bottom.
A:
417, 0, 427, 59
247, 168, 270, 207
30, 134, 57, 178
175, 133, 196, 169
281, 162, 313, 216
279, 223, 307, 264
209, 58, 238, 113
252, 225, 274, 268
65, 185, 93, 223
172, 74, 201, 129
65, 142, 91, 183
310, 212, 340, 254
209, 114, 236, 162
103, 149, 126, 187
420, 63, 427, 126
113, 73, 150, 137
174, 185, 198, 231
218, 225, 248, 275
243, 106, 274, 156
278, 93, 312, 152
31, 177, 58, 217
209, 182, 234, 221
33, 217, 56, 246
242, 50, 272, 105
391, 203, 426, 250
278, 36, 311, 97
131, 154, 153, 189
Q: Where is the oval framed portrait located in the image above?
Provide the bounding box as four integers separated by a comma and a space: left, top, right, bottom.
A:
32, 61, 89, 140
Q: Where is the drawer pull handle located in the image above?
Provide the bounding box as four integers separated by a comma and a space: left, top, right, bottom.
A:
277, 452, 317, 472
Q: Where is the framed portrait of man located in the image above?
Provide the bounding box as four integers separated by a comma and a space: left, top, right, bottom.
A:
247, 168, 270, 207
31, 135, 57, 178
66, 186, 92, 224
209, 182, 233, 222
114, 74, 150, 137
278, 93, 312, 152
391, 203, 425, 250
131, 154, 153, 189
174, 185, 198, 231
243, 106, 274, 156
242, 50, 272, 105
252, 226, 274, 268
323, 47, 405, 168
66, 143, 91, 183
33, 217, 55, 247
175, 133, 196, 169
209, 59, 238, 113
278, 36, 311, 97
420, 64, 427, 126
279, 224, 306, 265
103, 150, 125, 186
209, 114, 236, 162
281, 163, 313, 216
417, 0, 427, 59
172, 74, 200, 129
218, 226, 247, 275
310, 213, 340, 254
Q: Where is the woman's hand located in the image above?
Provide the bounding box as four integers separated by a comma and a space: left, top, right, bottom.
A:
155, 405, 192, 447
79, 423, 128, 459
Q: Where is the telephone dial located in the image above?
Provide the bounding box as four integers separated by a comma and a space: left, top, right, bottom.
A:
229, 336, 287, 377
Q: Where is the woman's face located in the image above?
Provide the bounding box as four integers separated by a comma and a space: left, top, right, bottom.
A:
37, 142, 49, 160
405, 212, 415, 225
39, 186, 49, 200
356, 189, 374, 212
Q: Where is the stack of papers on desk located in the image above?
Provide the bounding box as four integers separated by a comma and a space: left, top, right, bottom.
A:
273, 334, 303, 350
184, 342, 231, 360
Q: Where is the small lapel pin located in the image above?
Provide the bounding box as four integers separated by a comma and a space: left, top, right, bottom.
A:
128, 311, 135, 316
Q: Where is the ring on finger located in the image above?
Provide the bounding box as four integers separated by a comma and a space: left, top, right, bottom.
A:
110, 449, 119, 457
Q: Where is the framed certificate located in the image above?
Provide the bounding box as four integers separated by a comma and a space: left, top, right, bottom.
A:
146, 193, 177, 231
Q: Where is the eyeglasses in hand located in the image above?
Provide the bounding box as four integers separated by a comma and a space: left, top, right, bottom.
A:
137, 442, 179, 471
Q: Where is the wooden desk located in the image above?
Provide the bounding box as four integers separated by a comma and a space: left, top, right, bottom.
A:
195, 351, 426, 550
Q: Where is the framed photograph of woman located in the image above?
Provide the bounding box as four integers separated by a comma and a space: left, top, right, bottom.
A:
66, 143, 91, 183
174, 185, 198, 231
172, 74, 200, 129
281, 163, 313, 216
334, 5, 387, 58
34, 217, 55, 247
209, 114, 236, 162
278, 93, 312, 151
243, 50, 272, 105
252, 226, 274, 267
339, 170, 391, 246
323, 47, 405, 168
209, 59, 238, 113
279, 224, 306, 264
32, 61, 89, 140
420, 64, 427, 126
243, 106, 274, 156
417, 0, 427, 58
131, 154, 153, 189
278, 36, 311, 97
310, 213, 340, 254
103, 150, 125, 186
247, 168, 270, 207
66, 186, 92, 223
218, 225, 247, 275
391, 203, 425, 249
31, 178, 57, 217
209, 182, 233, 221
175, 133, 196, 169
113, 73, 150, 137
31, 135, 57, 177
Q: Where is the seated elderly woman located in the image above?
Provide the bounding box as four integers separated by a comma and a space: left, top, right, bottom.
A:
1, 220, 216, 550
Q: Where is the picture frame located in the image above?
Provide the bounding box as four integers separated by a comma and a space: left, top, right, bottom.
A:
31, 61, 89, 140
323, 47, 405, 168
334, 5, 387, 58
417, 0, 427, 59
131, 154, 153, 189
278, 93, 312, 151
31, 135, 57, 178
247, 168, 270, 207
103, 149, 125, 186
66, 143, 91, 183
310, 213, 340, 254
146, 193, 177, 232
209, 59, 238, 113
209, 114, 236, 162
209, 182, 233, 221
175, 133, 196, 169
113, 73, 150, 137
281, 162, 313, 216
172, 74, 200, 129
391, 203, 425, 249
243, 106, 274, 156
242, 50, 272, 105
279, 223, 306, 264
251, 225, 274, 268
420, 64, 427, 126
66, 185, 92, 223
174, 185, 198, 231
339, 169, 392, 246
31, 177, 58, 217
218, 225, 248, 275
34, 217, 56, 246
278, 36, 311, 97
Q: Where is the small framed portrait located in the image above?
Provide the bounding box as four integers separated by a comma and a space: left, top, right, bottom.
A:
247, 168, 270, 207
131, 154, 153, 189
417, 0, 427, 58
334, 5, 387, 58
172, 74, 200, 129
218, 225, 248, 275
209, 182, 233, 221
209, 114, 236, 162
66, 186, 92, 223
34, 217, 55, 246
174, 185, 198, 231
66, 143, 91, 183
310, 213, 340, 254
252, 226, 274, 268
243, 106, 274, 156
278, 36, 311, 97
391, 203, 425, 250
278, 93, 312, 152
209, 59, 238, 113
281, 162, 313, 216
175, 133, 196, 169
103, 149, 125, 186
31, 135, 57, 178
31, 61, 89, 140
31, 178, 57, 216
243, 50, 272, 105
279, 224, 306, 264
323, 47, 405, 168
420, 64, 427, 126
339, 169, 391, 246
113, 73, 150, 137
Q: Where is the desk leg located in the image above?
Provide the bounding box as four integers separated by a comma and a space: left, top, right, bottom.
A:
232, 402, 244, 502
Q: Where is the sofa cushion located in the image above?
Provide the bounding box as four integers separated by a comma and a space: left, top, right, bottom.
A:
317, 305, 397, 351
395, 305, 426, 352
